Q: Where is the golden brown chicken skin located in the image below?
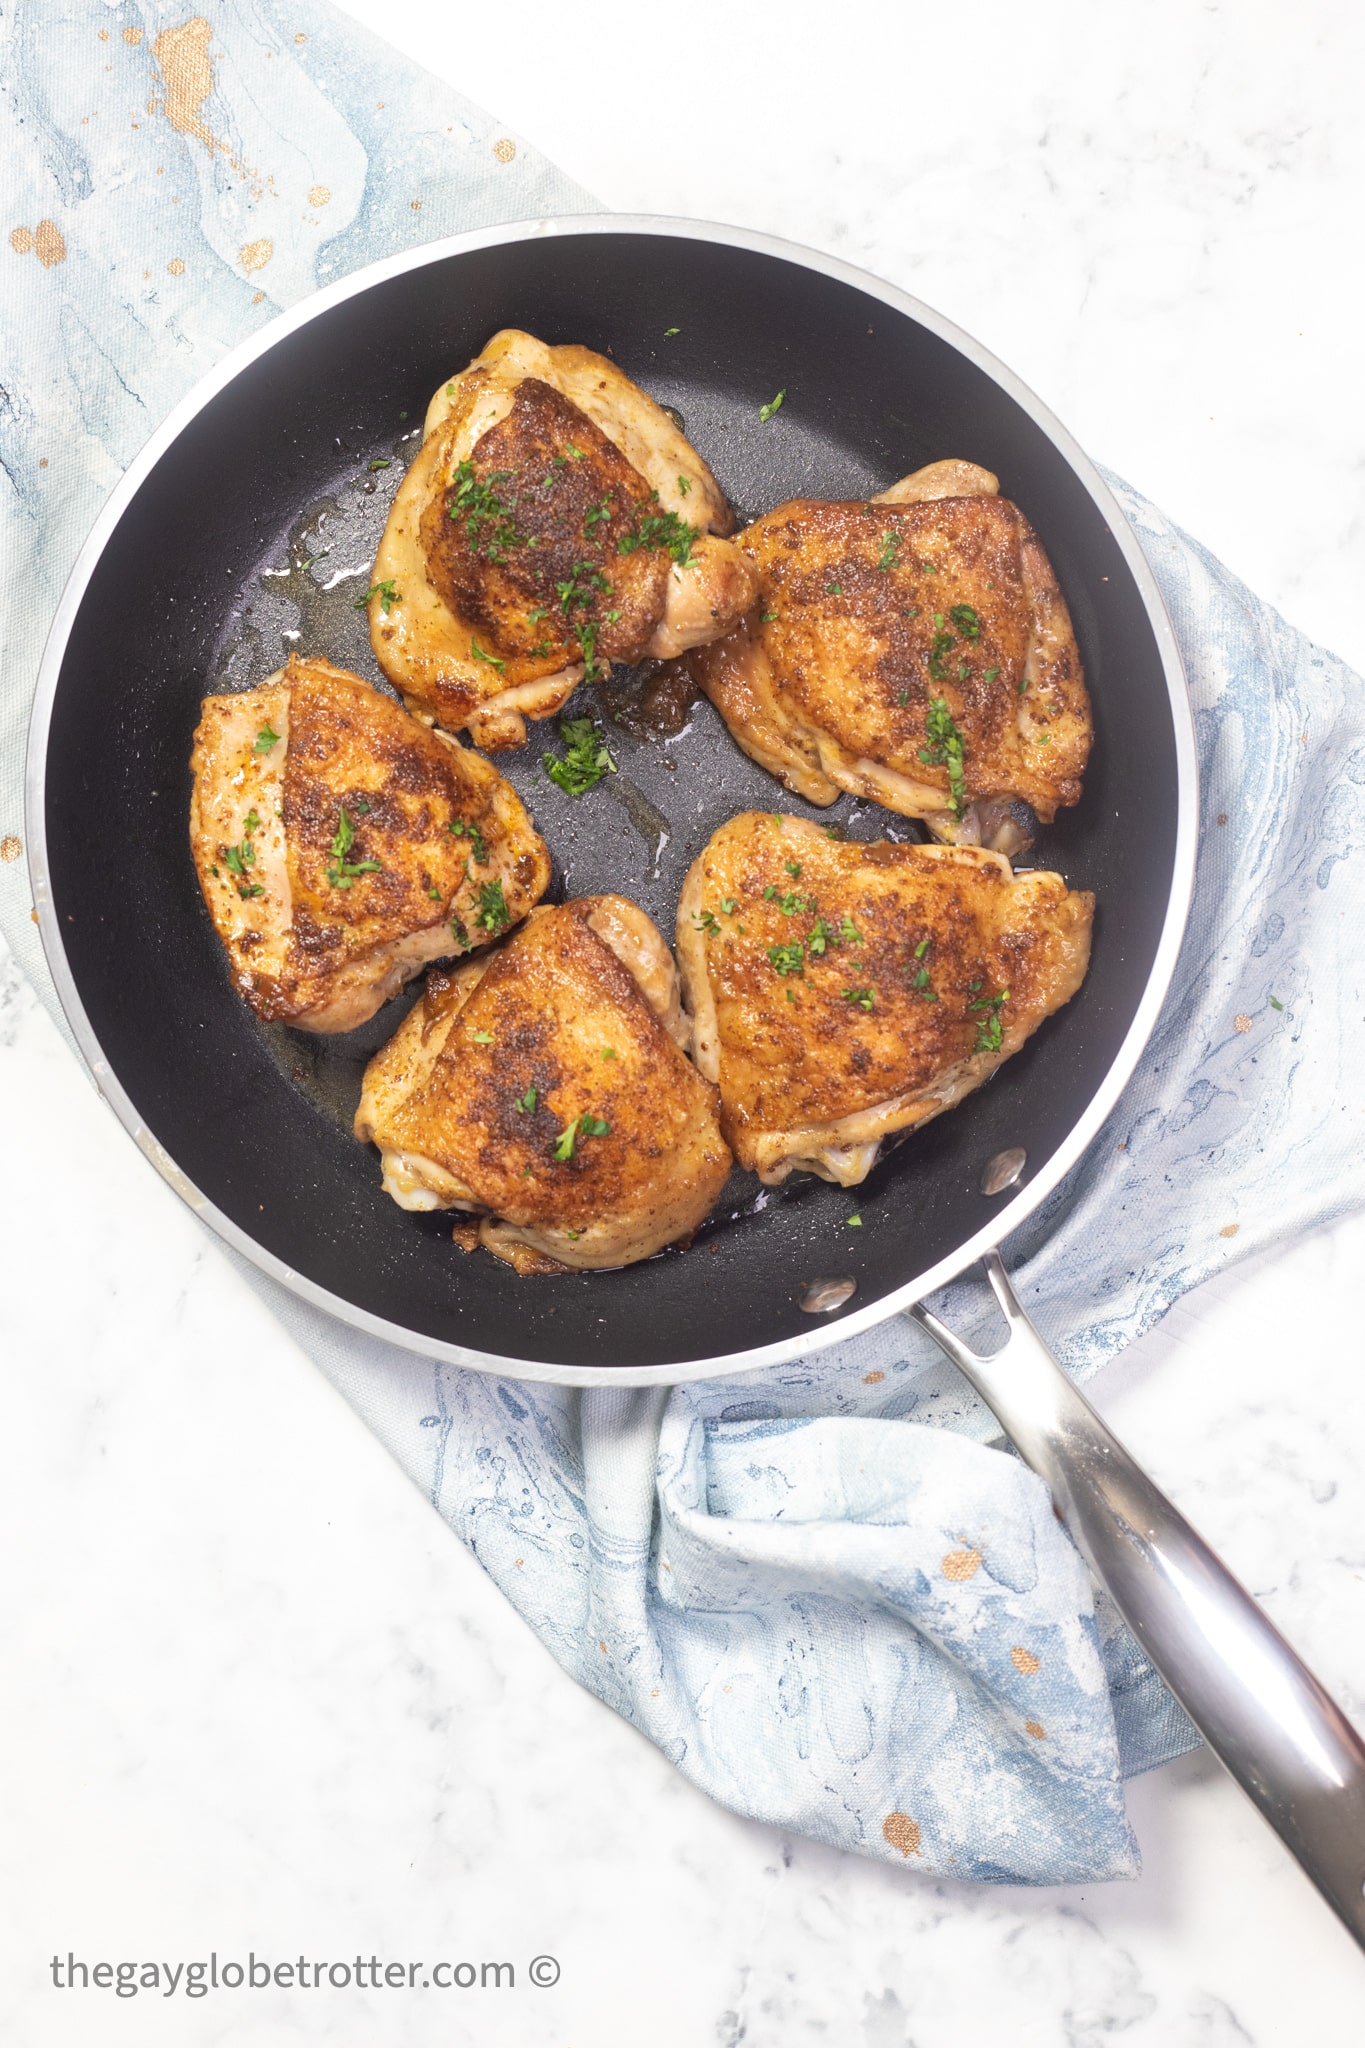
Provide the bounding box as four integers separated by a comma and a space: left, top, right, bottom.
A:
189, 656, 550, 1032
689, 460, 1092, 849
676, 812, 1093, 1186
355, 897, 732, 1272
368, 330, 757, 749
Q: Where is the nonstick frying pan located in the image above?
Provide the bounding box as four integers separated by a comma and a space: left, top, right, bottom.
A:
26, 219, 1365, 1943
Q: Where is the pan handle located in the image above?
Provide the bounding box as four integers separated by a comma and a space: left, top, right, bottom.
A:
909, 1251, 1365, 1951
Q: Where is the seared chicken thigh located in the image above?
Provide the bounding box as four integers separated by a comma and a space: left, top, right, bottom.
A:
190, 656, 550, 1032
368, 330, 757, 749
356, 897, 732, 1271
689, 461, 1091, 848
677, 812, 1093, 1185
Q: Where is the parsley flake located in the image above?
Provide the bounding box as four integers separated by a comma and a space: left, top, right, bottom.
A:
552, 1112, 610, 1162
355, 578, 399, 615
618, 508, 696, 567
474, 879, 511, 934
324, 805, 383, 889
918, 697, 967, 817
253, 722, 280, 754
470, 637, 506, 673
472, 1030, 494, 1044
843, 987, 875, 1011
949, 602, 981, 641
877, 532, 901, 572
768, 941, 805, 977
542, 716, 617, 796
969, 988, 1009, 1053
449, 818, 489, 864
759, 388, 786, 424
515, 1086, 538, 1113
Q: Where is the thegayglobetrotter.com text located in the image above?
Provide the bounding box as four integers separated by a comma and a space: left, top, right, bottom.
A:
48, 1952, 562, 1997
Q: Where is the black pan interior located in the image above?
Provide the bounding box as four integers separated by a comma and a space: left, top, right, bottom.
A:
42, 230, 1177, 1370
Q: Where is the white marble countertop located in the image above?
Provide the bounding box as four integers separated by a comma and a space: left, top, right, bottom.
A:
3, 2, 1365, 2040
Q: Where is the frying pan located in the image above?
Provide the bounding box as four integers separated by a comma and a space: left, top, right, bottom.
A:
26, 218, 1365, 1942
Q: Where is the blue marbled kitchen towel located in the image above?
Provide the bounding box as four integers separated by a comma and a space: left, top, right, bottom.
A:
5, 0, 1364, 1888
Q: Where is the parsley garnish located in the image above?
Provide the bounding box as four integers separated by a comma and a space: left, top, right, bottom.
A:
470, 637, 506, 673
777, 891, 813, 915
969, 988, 1009, 1053
807, 917, 834, 957
1269, 994, 1285, 1012
543, 716, 616, 796
325, 805, 383, 889
949, 603, 981, 641
918, 697, 967, 817
552, 1112, 610, 1162
583, 495, 615, 534
253, 722, 280, 754
838, 915, 863, 946
355, 578, 399, 615
556, 561, 610, 615
565, 442, 585, 461
768, 942, 805, 977
472, 1030, 494, 1044
928, 630, 955, 682
222, 815, 264, 898
449, 818, 488, 864
448, 461, 524, 559
618, 508, 696, 567
450, 914, 471, 952
474, 879, 511, 934
759, 388, 786, 424
877, 532, 901, 571
601, 1046, 617, 1059
677, 474, 691, 495
515, 1087, 538, 1113
368, 457, 391, 472
847, 1214, 863, 1227
843, 987, 875, 1011
693, 909, 722, 937
664, 326, 680, 336
906, 937, 938, 1000
785, 860, 802, 878
760, 607, 779, 624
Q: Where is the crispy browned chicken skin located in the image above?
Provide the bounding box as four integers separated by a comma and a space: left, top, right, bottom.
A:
189, 656, 550, 1032
355, 896, 732, 1272
689, 460, 1092, 848
368, 330, 757, 749
676, 812, 1093, 1186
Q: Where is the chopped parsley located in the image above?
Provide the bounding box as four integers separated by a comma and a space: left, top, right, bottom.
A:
1269, 994, 1284, 1012
918, 697, 967, 817
470, 637, 506, 672
542, 716, 616, 796
368, 457, 391, 472
618, 508, 697, 567
583, 494, 616, 534
222, 813, 264, 899
846, 1214, 863, 1228
556, 561, 611, 615
969, 988, 1009, 1053
253, 721, 280, 753
843, 987, 876, 1011
949, 602, 981, 641
906, 938, 938, 1000
838, 915, 863, 946
324, 805, 383, 889
515, 1086, 538, 1113
693, 909, 722, 937
927, 630, 955, 682
785, 860, 802, 878
565, 442, 585, 461
877, 532, 901, 572
807, 917, 834, 957
760, 607, 779, 624
601, 1046, 617, 1060
552, 1112, 610, 1163
450, 914, 471, 952
776, 891, 814, 915
677, 474, 691, 495
664, 326, 680, 336
449, 818, 488, 864
474, 879, 511, 934
768, 942, 805, 977
825, 581, 843, 596
448, 461, 524, 559
719, 897, 739, 915
355, 578, 399, 615
759, 388, 786, 424
472, 1030, 494, 1044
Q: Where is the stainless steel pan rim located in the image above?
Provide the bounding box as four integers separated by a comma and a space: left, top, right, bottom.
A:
25, 212, 1198, 1389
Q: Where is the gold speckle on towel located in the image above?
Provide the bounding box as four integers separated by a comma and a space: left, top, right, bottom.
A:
882, 1812, 922, 1857
1010, 1646, 1040, 1675
167, 256, 185, 275
493, 137, 516, 163
941, 1547, 982, 1582
10, 226, 34, 255
34, 221, 66, 267
239, 238, 273, 274
123, 24, 144, 43
308, 184, 330, 207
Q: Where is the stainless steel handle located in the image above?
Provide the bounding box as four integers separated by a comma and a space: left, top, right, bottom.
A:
909, 1251, 1365, 1951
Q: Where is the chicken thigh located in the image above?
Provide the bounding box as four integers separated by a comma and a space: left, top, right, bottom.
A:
676, 811, 1093, 1186
367, 330, 757, 749
688, 461, 1091, 849
190, 656, 550, 1032
355, 896, 732, 1271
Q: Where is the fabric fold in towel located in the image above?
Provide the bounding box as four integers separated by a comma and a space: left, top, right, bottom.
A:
4, 0, 1363, 1889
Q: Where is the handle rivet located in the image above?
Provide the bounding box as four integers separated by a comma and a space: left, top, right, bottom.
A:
980, 1146, 1026, 1196
800, 1277, 855, 1314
